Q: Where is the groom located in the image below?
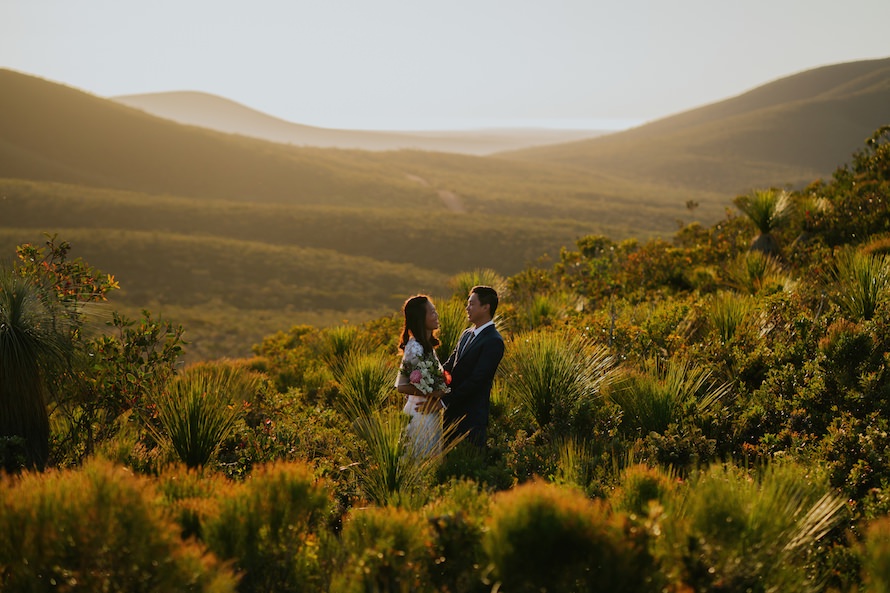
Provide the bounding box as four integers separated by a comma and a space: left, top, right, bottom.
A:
440, 285, 505, 448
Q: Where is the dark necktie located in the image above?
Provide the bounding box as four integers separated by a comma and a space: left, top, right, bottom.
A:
457, 330, 475, 362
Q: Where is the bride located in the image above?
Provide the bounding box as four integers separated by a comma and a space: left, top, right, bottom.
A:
395, 295, 448, 457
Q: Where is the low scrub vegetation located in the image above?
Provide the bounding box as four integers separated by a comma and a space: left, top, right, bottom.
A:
0, 127, 888, 591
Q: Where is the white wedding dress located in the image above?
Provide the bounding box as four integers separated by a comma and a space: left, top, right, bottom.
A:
396, 338, 443, 457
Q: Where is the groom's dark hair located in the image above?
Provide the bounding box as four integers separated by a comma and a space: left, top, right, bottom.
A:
471, 285, 498, 318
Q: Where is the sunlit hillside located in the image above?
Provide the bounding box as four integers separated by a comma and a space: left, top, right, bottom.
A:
1, 60, 884, 360
113, 91, 607, 155
503, 57, 890, 194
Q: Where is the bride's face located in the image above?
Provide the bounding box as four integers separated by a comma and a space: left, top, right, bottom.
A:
425, 301, 440, 332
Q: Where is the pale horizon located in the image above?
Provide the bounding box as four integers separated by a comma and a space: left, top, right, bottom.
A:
2, 0, 889, 133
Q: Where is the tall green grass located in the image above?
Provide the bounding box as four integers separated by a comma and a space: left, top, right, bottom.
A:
724, 250, 790, 295
434, 297, 470, 361
829, 247, 890, 321
607, 357, 732, 436
334, 350, 395, 423
149, 362, 261, 468
502, 329, 614, 430
448, 269, 507, 301
707, 290, 755, 344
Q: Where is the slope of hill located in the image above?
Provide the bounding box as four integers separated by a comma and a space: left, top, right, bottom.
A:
501, 57, 890, 194
113, 91, 606, 155
1, 60, 885, 360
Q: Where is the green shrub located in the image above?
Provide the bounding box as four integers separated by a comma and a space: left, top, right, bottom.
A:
611, 463, 676, 519
331, 505, 435, 593
424, 479, 491, 593
0, 459, 236, 592
658, 462, 846, 593
321, 324, 362, 376
483, 480, 657, 593
863, 516, 890, 593
203, 461, 333, 593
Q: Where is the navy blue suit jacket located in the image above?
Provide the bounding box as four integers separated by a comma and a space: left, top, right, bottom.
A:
441, 324, 505, 439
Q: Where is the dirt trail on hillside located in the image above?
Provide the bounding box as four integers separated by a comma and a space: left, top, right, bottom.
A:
405, 173, 466, 213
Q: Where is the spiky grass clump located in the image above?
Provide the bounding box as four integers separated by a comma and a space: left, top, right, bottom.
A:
658, 462, 846, 593
724, 250, 789, 295
607, 357, 732, 437
483, 481, 656, 593
150, 362, 261, 468
829, 247, 890, 321
335, 350, 395, 423
448, 268, 507, 301
707, 290, 754, 344
502, 329, 614, 430
0, 271, 72, 470
734, 188, 790, 254
348, 408, 456, 508
321, 324, 362, 376
434, 296, 470, 361
203, 461, 333, 593
0, 459, 237, 592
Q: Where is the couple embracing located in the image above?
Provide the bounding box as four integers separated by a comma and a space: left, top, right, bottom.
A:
395, 286, 505, 456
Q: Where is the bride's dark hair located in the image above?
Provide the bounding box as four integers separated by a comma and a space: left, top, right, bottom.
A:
399, 295, 439, 355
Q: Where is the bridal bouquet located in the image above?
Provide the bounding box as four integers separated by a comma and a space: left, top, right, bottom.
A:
401, 344, 451, 395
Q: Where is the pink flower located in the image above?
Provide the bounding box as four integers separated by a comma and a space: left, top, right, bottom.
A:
409, 369, 422, 383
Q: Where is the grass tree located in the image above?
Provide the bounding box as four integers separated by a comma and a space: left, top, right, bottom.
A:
723, 250, 790, 295
348, 408, 456, 508
734, 188, 790, 256
0, 271, 72, 470
829, 247, 890, 321
335, 350, 395, 423
502, 329, 615, 432
607, 357, 732, 437
448, 268, 507, 301
149, 362, 261, 468
434, 297, 470, 361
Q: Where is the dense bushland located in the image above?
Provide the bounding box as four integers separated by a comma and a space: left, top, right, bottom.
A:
0, 126, 889, 591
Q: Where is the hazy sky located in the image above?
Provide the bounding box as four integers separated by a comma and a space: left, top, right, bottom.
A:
2, 0, 889, 131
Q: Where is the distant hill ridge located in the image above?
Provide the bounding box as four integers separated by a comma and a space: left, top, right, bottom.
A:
501, 57, 890, 193
112, 90, 606, 155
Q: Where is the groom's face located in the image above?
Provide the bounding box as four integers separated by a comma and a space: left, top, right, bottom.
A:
465, 293, 490, 326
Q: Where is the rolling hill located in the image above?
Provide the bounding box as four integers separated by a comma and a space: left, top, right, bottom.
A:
1, 59, 886, 360
112, 91, 607, 155
501, 57, 890, 194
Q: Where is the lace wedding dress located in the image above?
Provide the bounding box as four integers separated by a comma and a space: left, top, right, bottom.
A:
396, 338, 443, 457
